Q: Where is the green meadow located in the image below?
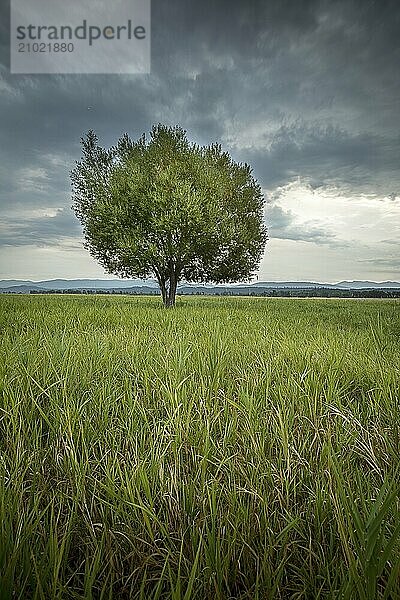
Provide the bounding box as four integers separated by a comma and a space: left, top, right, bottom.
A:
0, 295, 399, 599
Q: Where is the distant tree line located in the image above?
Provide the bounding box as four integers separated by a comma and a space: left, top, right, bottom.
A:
27, 288, 400, 298
28, 289, 159, 295
212, 288, 400, 298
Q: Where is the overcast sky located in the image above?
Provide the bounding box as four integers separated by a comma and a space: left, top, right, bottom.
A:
0, 0, 399, 282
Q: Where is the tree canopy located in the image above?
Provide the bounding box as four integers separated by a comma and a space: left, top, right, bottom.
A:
71, 124, 267, 306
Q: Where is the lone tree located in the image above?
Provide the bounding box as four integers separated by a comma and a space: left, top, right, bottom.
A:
71, 124, 267, 307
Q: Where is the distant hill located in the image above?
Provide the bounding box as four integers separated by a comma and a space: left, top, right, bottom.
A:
0, 278, 399, 295
0, 278, 158, 291
336, 281, 400, 289
243, 281, 400, 289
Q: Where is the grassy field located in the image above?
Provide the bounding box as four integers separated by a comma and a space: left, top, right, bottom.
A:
0, 295, 399, 599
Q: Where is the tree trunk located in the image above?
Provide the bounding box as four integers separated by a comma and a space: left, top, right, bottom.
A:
167, 272, 177, 307
155, 266, 179, 308
160, 281, 168, 307
156, 274, 168, 307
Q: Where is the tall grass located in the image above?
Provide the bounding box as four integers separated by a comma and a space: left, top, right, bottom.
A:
0, 295, 399, 599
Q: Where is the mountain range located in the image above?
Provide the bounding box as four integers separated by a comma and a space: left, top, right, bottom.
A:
0, 279, 399, 294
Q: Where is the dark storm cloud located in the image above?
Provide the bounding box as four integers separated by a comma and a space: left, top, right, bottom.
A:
241, 124, 400, 192
0, 0, 399, 249
0, 208, 80, 247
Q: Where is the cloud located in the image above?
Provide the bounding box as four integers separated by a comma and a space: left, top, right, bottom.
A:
380, 239, 400, 245
266, 203, 341, 246
18, 167, 50, 192
240, 123, 400, 194
358, 257, 400, 269
1, 0, 399, 191
0, 208, 81, 248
